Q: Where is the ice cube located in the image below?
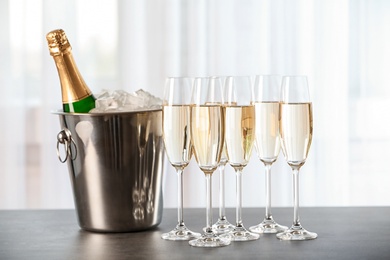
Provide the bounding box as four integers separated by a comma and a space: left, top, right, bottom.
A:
89, 89, 162, 113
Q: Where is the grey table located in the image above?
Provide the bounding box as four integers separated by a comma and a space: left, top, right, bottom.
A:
0, 207, 389, 260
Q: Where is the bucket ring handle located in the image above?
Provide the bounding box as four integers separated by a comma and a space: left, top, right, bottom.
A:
56, 128, 77, 163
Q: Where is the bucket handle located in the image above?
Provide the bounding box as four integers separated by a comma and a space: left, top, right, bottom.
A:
56, 128, 77, 163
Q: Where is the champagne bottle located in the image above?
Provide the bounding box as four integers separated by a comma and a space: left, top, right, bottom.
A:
46, 29, 96, 113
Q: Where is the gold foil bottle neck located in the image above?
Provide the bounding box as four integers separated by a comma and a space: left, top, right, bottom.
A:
46, 29, 71, 56
46, 28, 94, 110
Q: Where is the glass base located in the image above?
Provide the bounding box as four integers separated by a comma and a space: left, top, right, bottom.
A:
249, 217, 288, 234
189, 232, 231, 248
276, 225, 318, 241
212, 218, 235, 234
229, 226, 260, 241
161, 225, 201, 241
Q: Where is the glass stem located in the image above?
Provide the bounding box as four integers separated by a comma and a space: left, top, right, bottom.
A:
292, 168, 300, 227
236, 169, 243, 227
265, 164, 272, 219
218, 164, 226, 220
177, 168, 184, 227
206, 173, 213, 233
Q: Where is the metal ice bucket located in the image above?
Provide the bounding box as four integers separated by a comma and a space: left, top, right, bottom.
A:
54, 109, 164, 232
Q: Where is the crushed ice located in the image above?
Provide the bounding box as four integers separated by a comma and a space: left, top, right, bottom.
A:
90, 89, 162, 113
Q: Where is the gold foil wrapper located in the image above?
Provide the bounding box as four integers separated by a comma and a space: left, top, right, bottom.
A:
46, 29, 92, 104
46, 29, 72, 56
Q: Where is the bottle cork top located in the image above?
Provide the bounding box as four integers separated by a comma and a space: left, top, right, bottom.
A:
46, 29, 72, 56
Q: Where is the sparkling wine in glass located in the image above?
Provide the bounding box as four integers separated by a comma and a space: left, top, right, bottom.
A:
161, 77, 201, 241
276, 75, 317, 241
188, 77, 231, 247
249, 75, 288, 234
224, 76, 260, 241
210, 77, 234, 234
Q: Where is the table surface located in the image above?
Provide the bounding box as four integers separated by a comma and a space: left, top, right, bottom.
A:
0, 207, 389, 260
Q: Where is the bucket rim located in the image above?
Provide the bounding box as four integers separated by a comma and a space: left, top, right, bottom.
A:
51, 108, 162, 116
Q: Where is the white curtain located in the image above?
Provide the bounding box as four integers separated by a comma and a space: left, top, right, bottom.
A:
1, 0, 389, 209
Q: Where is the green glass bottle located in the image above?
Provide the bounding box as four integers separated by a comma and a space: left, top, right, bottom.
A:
46, 29, 96, 113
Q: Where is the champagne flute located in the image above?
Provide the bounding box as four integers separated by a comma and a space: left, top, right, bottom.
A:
249, 75, 288, 234
210, 77, 234, 234
189, 77, 231, 247
161, 77, 201, 241
276, 75, 317, 240
224, 76, 260, 241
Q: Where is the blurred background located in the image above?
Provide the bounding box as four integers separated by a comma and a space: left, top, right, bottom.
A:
1, 0, 389, 209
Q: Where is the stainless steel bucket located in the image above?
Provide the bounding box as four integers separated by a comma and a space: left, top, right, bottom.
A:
54, 109, 164, 232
